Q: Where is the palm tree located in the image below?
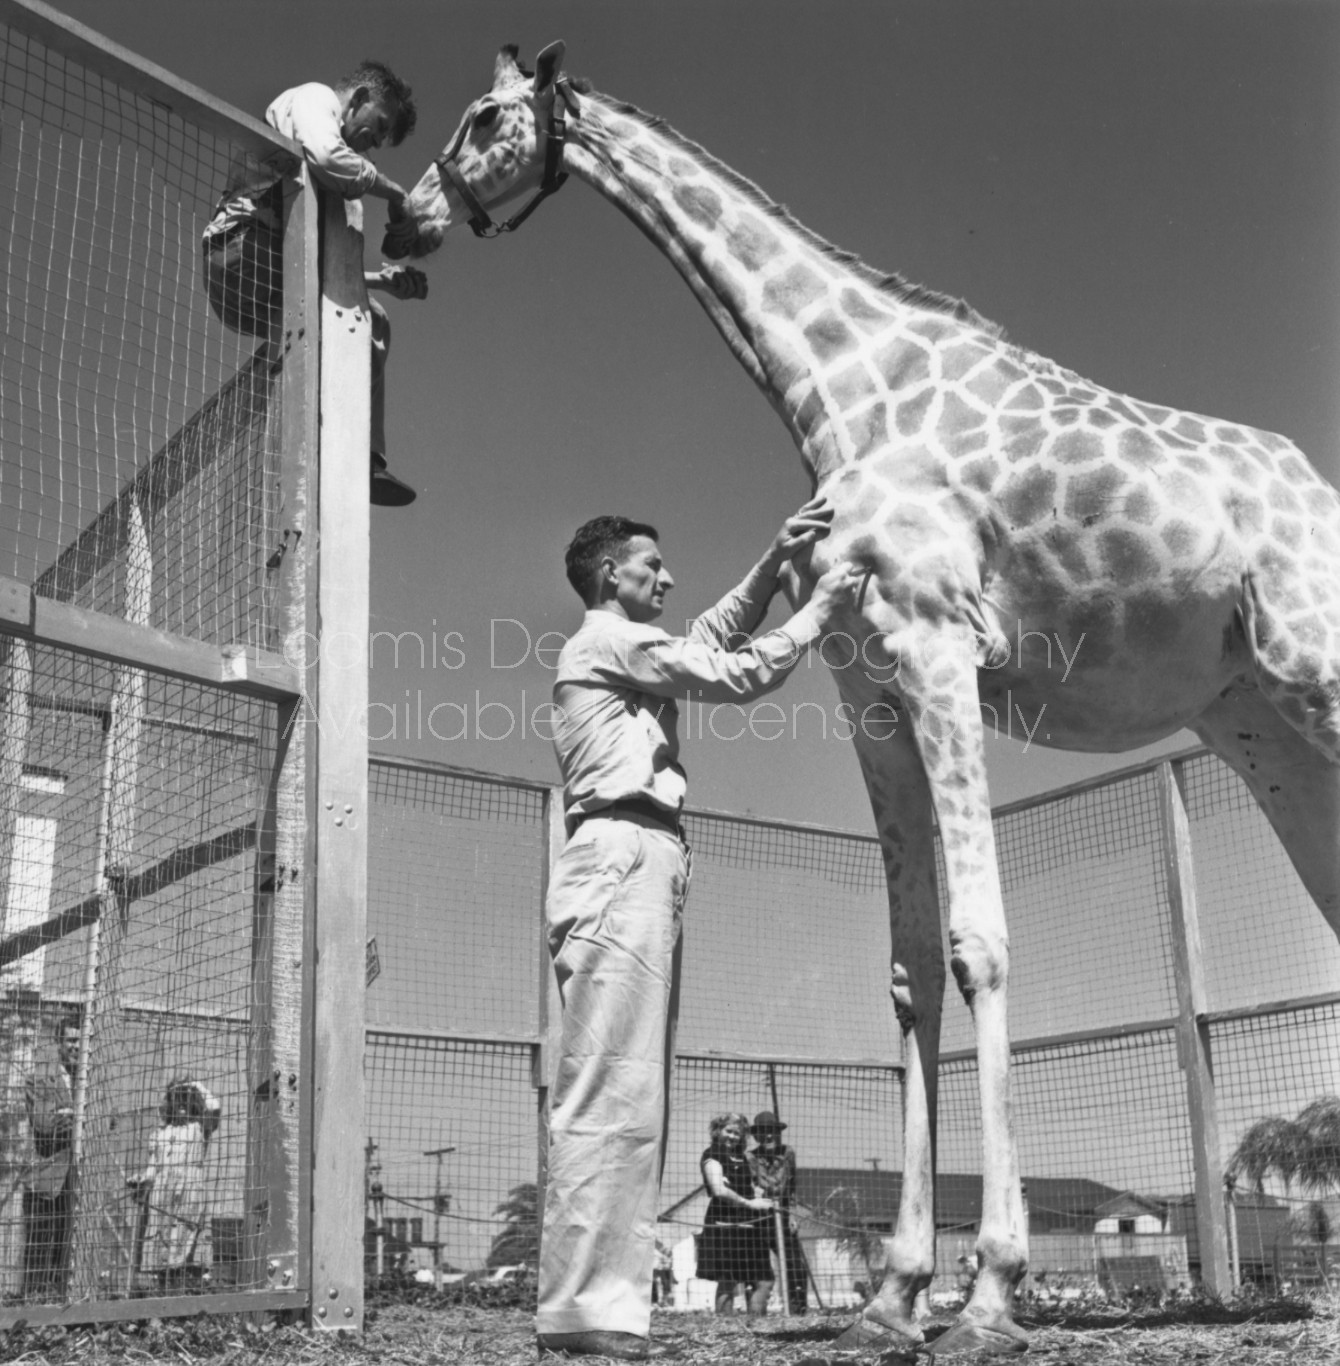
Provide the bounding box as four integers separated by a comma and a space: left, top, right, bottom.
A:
820, 1186, 888, 1300
1229, 1096, 1340, 1284
487, 1182, 539, 1268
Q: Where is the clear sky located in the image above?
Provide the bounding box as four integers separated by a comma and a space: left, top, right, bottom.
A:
51, 0, 1340, 832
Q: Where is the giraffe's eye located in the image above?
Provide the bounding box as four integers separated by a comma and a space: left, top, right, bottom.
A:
472, 103, 499, 133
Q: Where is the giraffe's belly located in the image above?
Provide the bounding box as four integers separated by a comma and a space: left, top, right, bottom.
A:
977, 575, 1248, 751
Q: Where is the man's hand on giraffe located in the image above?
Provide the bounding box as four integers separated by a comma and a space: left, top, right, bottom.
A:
806, 560, 869, 628
367, 264, 430, 301
763, 494, 836, 576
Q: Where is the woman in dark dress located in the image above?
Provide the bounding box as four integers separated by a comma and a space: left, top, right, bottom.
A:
697, 1112, 774, 1314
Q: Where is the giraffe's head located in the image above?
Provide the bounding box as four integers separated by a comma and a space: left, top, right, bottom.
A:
382, 42, 571, 260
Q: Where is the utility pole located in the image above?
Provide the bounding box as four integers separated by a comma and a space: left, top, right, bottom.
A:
365, 1139, 385, 1279
424, 1145, 456, 1291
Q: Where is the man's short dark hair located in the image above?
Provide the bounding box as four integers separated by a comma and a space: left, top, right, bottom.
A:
337, 60, 417, 145
565, 516, 658, 603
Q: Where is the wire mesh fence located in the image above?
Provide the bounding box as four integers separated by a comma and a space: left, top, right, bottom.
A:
0, 0, 325, 1325
363, 750, 1340, 1307
0, 7, 288, 651
0, 640, 276, 1304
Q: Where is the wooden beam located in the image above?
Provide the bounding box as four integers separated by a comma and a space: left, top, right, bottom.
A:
534, 786, 566, 1239
0, 577, 301, 700
30, 352, 276, 607
307, 192, 370, 1332
0, 821, 257, 969
0, 1288, 308, 1329
246, 167, 320, 1310
1158, 759, 1231, 1296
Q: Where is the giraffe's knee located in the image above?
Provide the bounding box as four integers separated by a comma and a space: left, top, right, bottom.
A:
889, 960, 945, 1032
949, 929, 1009, 1005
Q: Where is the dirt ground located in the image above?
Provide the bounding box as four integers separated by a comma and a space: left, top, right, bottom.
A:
0, 1294, 1335, 1365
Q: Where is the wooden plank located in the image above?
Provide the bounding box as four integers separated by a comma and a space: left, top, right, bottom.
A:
0, 1287, 308, 1328
1158, 759, 1231, 1296
534, 786, 566, 1237
70, 502, 151, 1298
366, 1025, 541, 1047
0, 0, 296, 160
368, 750, 554, 796
679, 1048, 906, 1072
937, 1016, 1180, 1066
1202, 991, 1340, 1026
0, 580, 301, 700
247, 167, 319, 1308
307, 191, 370, 1332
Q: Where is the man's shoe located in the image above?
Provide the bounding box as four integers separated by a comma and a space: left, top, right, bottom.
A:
371, 453, 417, 507
537, 1330, 649, 1359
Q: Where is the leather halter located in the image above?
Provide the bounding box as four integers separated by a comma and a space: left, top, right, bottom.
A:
434, 80, 574, 239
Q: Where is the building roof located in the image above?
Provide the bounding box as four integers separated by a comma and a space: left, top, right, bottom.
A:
1094, 1191, 1169, 1221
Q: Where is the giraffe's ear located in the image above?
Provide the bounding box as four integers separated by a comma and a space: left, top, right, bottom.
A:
533, 41, 567, 95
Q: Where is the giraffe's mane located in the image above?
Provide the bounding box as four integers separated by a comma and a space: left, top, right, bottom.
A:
586, 90, 1006, 340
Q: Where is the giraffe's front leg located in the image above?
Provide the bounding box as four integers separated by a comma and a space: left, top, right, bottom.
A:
830, 679, 944, 1350
901, 626, 1029, 1355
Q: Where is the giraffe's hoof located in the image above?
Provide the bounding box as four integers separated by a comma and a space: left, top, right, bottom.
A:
832, 1307, 923, 1353
926, 1315, 1029, 1357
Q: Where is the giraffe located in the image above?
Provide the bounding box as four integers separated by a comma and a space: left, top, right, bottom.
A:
384, 43, 1340, 1353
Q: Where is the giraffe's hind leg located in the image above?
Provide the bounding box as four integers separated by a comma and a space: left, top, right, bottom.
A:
1191, 684, 1340, 934
1240, 567, 1340, 767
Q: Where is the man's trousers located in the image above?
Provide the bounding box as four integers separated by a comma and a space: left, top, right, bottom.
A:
536, 815, 689, 1338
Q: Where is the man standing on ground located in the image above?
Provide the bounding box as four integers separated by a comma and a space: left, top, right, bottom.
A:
748, 1110, 809, 1313
536, 499, 860, 1360
202, 60, 427, 505
22, 1006, 81, 1300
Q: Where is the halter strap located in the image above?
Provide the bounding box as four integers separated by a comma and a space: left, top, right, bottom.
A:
434, 81, 572, 239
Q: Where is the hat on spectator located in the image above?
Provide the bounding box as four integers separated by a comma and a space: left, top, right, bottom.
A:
750, 1110, 787, 1133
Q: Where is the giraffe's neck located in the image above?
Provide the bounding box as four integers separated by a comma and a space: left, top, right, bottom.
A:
564, 92, 995, 487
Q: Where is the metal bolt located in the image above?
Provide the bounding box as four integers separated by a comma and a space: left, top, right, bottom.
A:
268, 1260, 277, 1275
334, 816, 344, 826
283, 1270, 293, 1283
317, 1306, 327, 1318
344, 804, 353, 814
328, 1287, 339, 1299
343, 1307, 354, 1318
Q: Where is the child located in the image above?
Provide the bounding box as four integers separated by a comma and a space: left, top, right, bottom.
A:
129, 1078, 221, 1291
201, 61, 427, 506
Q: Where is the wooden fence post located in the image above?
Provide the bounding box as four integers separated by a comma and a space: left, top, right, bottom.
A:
305, 190, 371, 1330
535, 788, 565, 1242
1157, 759, 1231, 1297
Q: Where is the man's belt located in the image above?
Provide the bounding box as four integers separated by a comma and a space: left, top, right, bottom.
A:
575, 797, 683, 837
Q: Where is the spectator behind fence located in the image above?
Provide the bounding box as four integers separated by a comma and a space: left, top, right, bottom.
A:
201, 60, 427, 507
697, 1112, 774, 1315
748, 1110, 808, 1311
21, 1002, 81, 1301
128, 1078, 221, 1292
